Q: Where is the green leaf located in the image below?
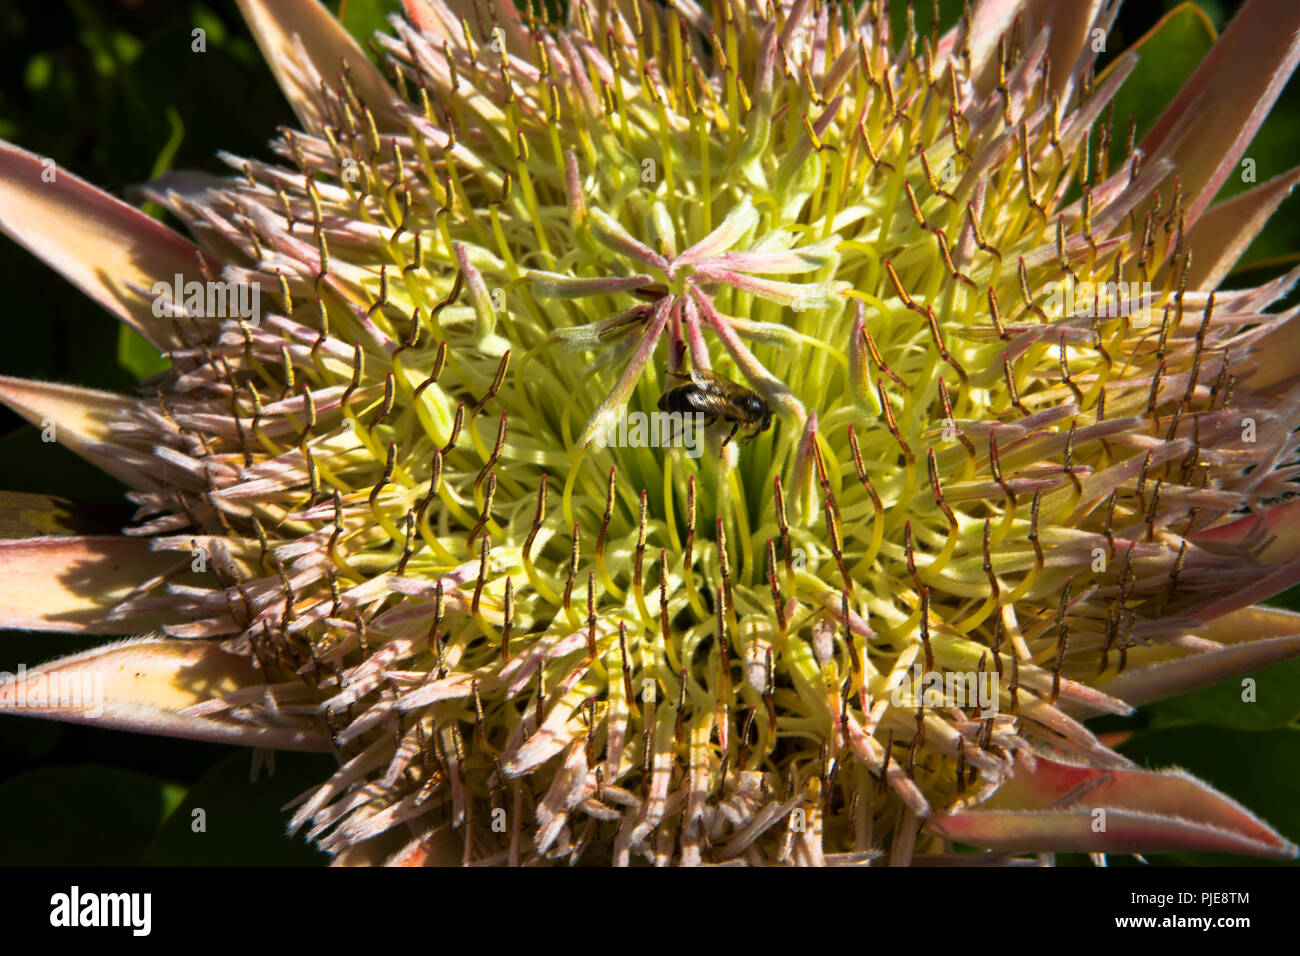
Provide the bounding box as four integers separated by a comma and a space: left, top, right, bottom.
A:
118, 325, 170, 381
140, 105, 186, 222
0, 766, 186, 865
1099, 3, 1300, 284
337, 0, 403, 59
0, 717, 64, 761
192, 5, 229, 46
1102, 3, 1217, 177
141, 751, 335, 866
0, 491, 129, 539
1145, 657, 1300, 730
888, 0, 967, 41
0, 428, 124, 505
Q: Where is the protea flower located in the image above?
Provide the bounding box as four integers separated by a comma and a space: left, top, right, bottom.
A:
1, 0, 1299, 867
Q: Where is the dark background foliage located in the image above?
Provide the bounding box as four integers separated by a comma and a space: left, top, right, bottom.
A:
0, 0, 1295, 866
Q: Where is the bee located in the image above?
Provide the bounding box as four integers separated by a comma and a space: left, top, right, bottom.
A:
658, 367, 772, 446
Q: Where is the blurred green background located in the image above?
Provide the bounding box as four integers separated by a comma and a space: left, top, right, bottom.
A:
0, 0, 1296, 866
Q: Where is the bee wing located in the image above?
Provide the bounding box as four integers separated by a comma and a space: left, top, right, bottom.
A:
664, 368, 758, 420
700, 392, 755, 420
658, 383, 697, 410
687, 367, 736, 394
678, 387, 723, 414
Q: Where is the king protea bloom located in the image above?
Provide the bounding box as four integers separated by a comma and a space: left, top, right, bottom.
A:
1, 0, 1298, 866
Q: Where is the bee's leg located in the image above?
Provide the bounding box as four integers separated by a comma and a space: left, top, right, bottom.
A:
721, 420, 740, 447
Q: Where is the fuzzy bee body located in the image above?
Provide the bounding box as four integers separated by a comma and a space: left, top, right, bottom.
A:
658, 368, 772, 446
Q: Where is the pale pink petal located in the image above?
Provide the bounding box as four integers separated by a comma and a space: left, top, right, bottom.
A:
1081, 606, 1300, 712
688, 237, 838, 275
1011, 753, 1291, 846
1239, 304, 1300, 390
587, 208, 670, 271
1038, 0, 1110, 101
693, 265, 843, 309
402, 0, 457, 37
236, 0, 399, 129
384, 827, 464, 866
931, 752, 1296, 859
0, 536, 183, 633
1091, 634, 1300, 707
1198, 604, 1300, 644
972, 0, 1107, 101
965, 0, 1031, 94
0, 635, 329, 750
930, 806, 1295, 858
1196, 562, 1300, 623
0, 140, 213, 348
676, 199, 759, 265
1178, 166, 1300, 290
0, 376, 157, 491
1191, 498, 1300, 564
690, 287, 805, 420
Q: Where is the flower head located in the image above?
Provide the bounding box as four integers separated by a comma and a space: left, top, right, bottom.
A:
1, 0, 1300, 865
